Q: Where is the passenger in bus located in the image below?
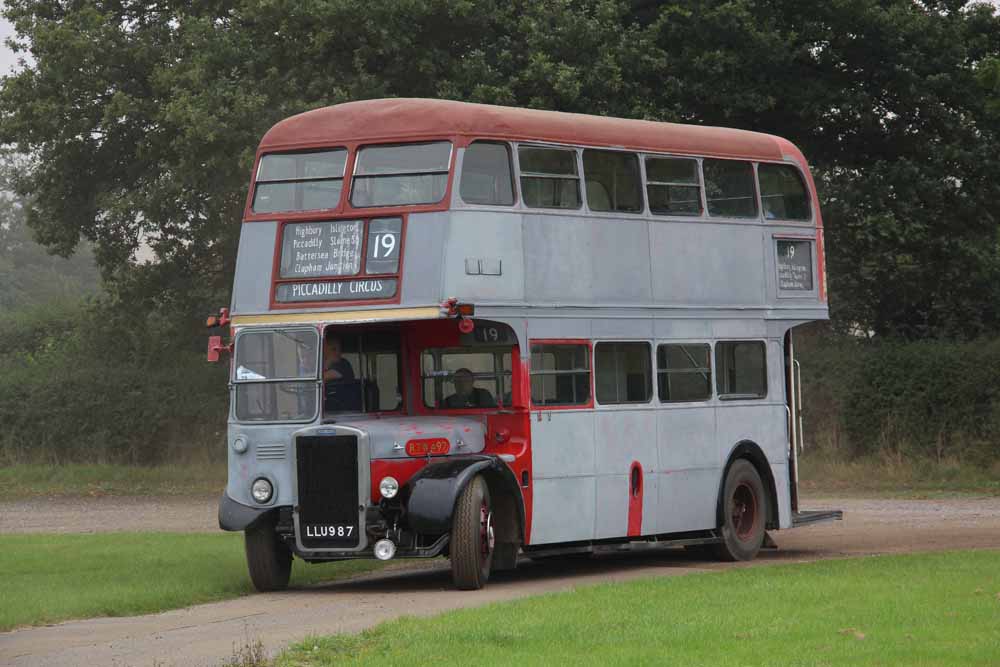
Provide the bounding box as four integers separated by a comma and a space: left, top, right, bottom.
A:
323, 336, 355, 381
443, 368, 496, 408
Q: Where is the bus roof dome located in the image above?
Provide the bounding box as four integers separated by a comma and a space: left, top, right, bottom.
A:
259, 98, 793, 161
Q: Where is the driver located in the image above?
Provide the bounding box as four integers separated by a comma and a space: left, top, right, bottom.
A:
443, 368, 496, 408
323, 335, 355, 382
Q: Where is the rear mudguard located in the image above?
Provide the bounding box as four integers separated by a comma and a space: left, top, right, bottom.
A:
403, 455, 525, 539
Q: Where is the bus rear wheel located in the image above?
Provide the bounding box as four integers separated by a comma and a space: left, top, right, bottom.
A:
450, 475, 494, 590
245, 519, 292, 592
715, 459, 767, 562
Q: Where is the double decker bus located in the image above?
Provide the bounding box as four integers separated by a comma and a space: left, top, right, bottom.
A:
212, 98, 840, 591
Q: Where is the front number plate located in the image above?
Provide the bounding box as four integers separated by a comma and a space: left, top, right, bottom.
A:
303, 524, 356, 541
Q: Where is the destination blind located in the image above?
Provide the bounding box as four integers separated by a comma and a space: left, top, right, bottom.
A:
276, 219, 402, 303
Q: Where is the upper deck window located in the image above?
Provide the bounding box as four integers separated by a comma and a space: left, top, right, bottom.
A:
518, 146, 581, 209
759, 164, 811, 221
350, 141, 451, 208
583, 150, 642, 213
703, 159, 757, 218
646, 157, 702, 216
252, 149, 347, 214
460, 142, 515, 206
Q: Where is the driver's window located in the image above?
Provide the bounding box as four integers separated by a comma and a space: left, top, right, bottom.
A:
323, 329, 402, 414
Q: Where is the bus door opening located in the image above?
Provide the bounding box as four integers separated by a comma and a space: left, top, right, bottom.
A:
783, 329, 803, 512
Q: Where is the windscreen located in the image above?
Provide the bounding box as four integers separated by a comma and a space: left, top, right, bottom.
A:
233, 328, 319, 422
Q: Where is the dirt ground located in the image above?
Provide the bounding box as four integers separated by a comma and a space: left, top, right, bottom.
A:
2, 494, 999, 667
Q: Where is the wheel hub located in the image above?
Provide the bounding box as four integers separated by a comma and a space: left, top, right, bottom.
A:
480, 504, 494, 560
732, 482, 758, 540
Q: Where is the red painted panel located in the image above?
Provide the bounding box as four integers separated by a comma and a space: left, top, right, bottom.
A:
627, 461, 644, 537
369, 458, 428, 503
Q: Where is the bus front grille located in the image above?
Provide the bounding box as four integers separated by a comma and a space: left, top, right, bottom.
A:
295, 435, 361, 549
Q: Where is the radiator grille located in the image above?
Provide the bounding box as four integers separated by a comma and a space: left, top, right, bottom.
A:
256, 443, 285, 460
295, 435, 360, 548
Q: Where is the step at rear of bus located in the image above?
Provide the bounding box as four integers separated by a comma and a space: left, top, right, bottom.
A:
792, 510, 843, 527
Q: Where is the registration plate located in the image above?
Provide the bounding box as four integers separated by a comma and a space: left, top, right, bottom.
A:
303, 524, 355, 539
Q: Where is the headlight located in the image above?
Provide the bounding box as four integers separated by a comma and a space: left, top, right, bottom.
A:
251, 478, 273, 503
379, 476, 399, 499
231, 436, 248, 454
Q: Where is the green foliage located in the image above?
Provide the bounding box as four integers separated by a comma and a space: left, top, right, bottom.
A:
0, 298, 229, 464
278, 551, 1000, 667
1, 1, 999, 339
0, 532, 383, 631
798, 329, 1000, 463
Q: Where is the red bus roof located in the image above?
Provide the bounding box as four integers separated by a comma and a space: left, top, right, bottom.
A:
259, 98, 792, 161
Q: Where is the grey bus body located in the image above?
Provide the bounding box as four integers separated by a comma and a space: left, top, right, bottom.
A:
218, 99, 840, 590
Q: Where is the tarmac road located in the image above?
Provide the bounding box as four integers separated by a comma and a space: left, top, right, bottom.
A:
2, 495, 999, 667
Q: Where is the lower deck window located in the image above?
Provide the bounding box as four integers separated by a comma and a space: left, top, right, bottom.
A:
716, 341, 767, 399
422, 348, 513, 409
530, 343, 591, 406
657, 344, 712, 402
595, 342, 651, 404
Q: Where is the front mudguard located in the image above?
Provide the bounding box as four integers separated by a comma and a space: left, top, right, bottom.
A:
218, 492, 277, 532
403, 455, 524, 540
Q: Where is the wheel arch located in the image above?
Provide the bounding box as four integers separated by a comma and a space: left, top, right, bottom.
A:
717, 441, 779, 530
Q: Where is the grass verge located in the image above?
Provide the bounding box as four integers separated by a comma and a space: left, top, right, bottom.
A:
799, 454, 1000, 498
278, 550, 1000, 667
0, 463, 227, 499
0, 532, 382, 631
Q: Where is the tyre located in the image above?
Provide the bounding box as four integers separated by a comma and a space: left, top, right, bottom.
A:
450, 475, 494, 590
245, 520, 292, 592
714, 459, 767, 562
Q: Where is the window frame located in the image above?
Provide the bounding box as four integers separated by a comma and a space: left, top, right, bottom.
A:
349, 141, 454, 209
643, 155, 704, 217
459, 140, 518, 207
594, 340, 654, 406
419, 346, 514, 411
702, 157, 760, 220
252, 148, 349, 214
757, 161, 813, 223
581, 148, 644, 215
529, 339, 594, 410
231, 326, 320, 424
515, 143, 584, 211
715, 340, 768, 401
656, 342, 713, 404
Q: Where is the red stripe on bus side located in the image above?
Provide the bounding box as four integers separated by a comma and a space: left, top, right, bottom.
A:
627, 461, 643, 537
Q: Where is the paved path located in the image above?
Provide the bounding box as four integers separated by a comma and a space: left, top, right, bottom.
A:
2, 496, 999, 666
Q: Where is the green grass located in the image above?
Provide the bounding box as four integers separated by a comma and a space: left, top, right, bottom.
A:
0, 532, 382, 631
0, 463, 227, 498
279, 551, 1000, 667
799, 455, 1000, 498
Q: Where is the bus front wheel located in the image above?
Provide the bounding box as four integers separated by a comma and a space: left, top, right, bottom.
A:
245, 520, 292, 592
450, 475, 494, 590
715, 459, 767, 562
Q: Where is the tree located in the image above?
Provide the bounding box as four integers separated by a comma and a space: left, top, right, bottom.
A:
1, 0, 999, 339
